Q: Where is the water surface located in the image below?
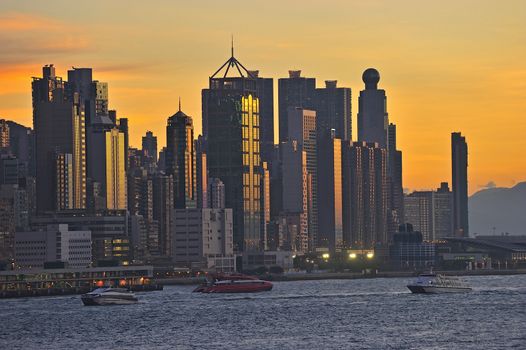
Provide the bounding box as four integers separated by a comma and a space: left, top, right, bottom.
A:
1, 275, 525, 349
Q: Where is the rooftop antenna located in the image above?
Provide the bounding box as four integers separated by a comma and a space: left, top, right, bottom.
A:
231, 34, 234, 58
178, 97, 181, 112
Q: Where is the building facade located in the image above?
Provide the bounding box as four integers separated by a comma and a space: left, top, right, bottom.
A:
172, 208, 235, 272
278, 70, 316, 143
343, 141, 388, 249
15, 224, 91, 269
314, 80, 352, 141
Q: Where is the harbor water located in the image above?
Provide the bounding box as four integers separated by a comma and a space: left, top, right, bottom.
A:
1, 275, 525, 349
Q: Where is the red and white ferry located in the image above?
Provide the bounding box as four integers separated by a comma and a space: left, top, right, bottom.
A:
193, 274, 273, 293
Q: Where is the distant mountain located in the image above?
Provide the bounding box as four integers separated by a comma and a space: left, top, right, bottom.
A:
469, 182, 526, 236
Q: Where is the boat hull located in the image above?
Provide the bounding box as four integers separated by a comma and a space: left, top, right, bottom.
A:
407, 285, 472, 294
195, 283, 273, 293
81, 295, 138, 306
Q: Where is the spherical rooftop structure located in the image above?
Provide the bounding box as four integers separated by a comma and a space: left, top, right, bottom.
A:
362, 68, 380, 90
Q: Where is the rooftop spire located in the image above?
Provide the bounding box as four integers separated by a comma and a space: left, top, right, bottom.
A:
231, 34, 234, 58
178, 97, 181, 112
210, 38, 256, 79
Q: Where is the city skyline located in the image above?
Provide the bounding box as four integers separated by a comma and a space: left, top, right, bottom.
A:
1, 1, 525, 194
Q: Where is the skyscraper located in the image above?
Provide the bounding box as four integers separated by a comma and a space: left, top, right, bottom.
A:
278, 70, 316, 142
105, 127, 127, 210
387, 123, 404, 235
317, 129, 343, 252
166, 104, 196, 209
195, 135, 208, 209
32, 65, 86, 213
142, 131, 158, 163
248, 71, 274, 163
280, 140, 309, 252
208, 177, 225, 209
342, 141, 388, 249
358, 68, 388, 147
452, 132, 469, 237
153, 174, 173, 256
314, 80, 352, 141
287, 107, 317, 250
202, 49, 262, 252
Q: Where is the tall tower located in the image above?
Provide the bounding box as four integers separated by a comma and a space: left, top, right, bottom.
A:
142, 131, 158, 163
358, 68, 388, 147
343, 141, 388, 249
202, 47, 262, 252
317, 129, 343, 252
248, 70, 274, 164
278, 70, 316, 143
166, 104, 196, 209
287, 107, 318, 250
315, 80, 352, 141
451, 132, 469, 237
32, 65, 86, 213
105, 127, 127, 210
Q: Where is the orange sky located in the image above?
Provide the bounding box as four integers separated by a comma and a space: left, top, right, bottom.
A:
0, 0, 525, 194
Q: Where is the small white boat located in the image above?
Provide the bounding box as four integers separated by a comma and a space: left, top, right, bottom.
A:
81, 287, 138, 305
407, 273, 472, 294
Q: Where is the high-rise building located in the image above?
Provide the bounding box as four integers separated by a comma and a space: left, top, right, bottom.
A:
261, 161, 271, 250
248, 70, 274, 163
202, 49, 262, 252
86, 115, 127, 211
278, 70, 316, 143
287, 107, 317, 250
317, 129, 343, 252
195, 135, 208, 209
117, 117, 129, 171
166, 105, 196, 209
280, 140, 309, 252
142, 131, 158, 164
358, 68, 388, 147
32, 65, 86, 213
452, 132, 469, 237
404, 183, 453, 241
6, 121, 34, 176
343, 141, 388, 249
67, 67, 96, 125
0, 120, 9, 149
153, 174, 173, 256
105, 127, 127, 210
92, 81, 108, 117
387, 123, 404, 235
0, 197, 15, 260
208, 178, 225, 209
314, 81, 352, 141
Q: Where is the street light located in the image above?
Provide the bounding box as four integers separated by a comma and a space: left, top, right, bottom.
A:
322, 253, 330, 261
349, 253, 357, 259
366, 252, 374, 259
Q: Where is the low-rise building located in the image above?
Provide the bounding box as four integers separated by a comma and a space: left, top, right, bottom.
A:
15, 224, 91, 269
172, 208, 235, 272
389, 224, 436, 269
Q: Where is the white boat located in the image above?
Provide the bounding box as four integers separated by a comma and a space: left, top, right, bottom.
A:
407, 273, 472, 293
81, 287, 138, 305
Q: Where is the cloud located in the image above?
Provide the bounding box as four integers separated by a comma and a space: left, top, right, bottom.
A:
0, 12, 64, 32
0, 12, 92, 65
